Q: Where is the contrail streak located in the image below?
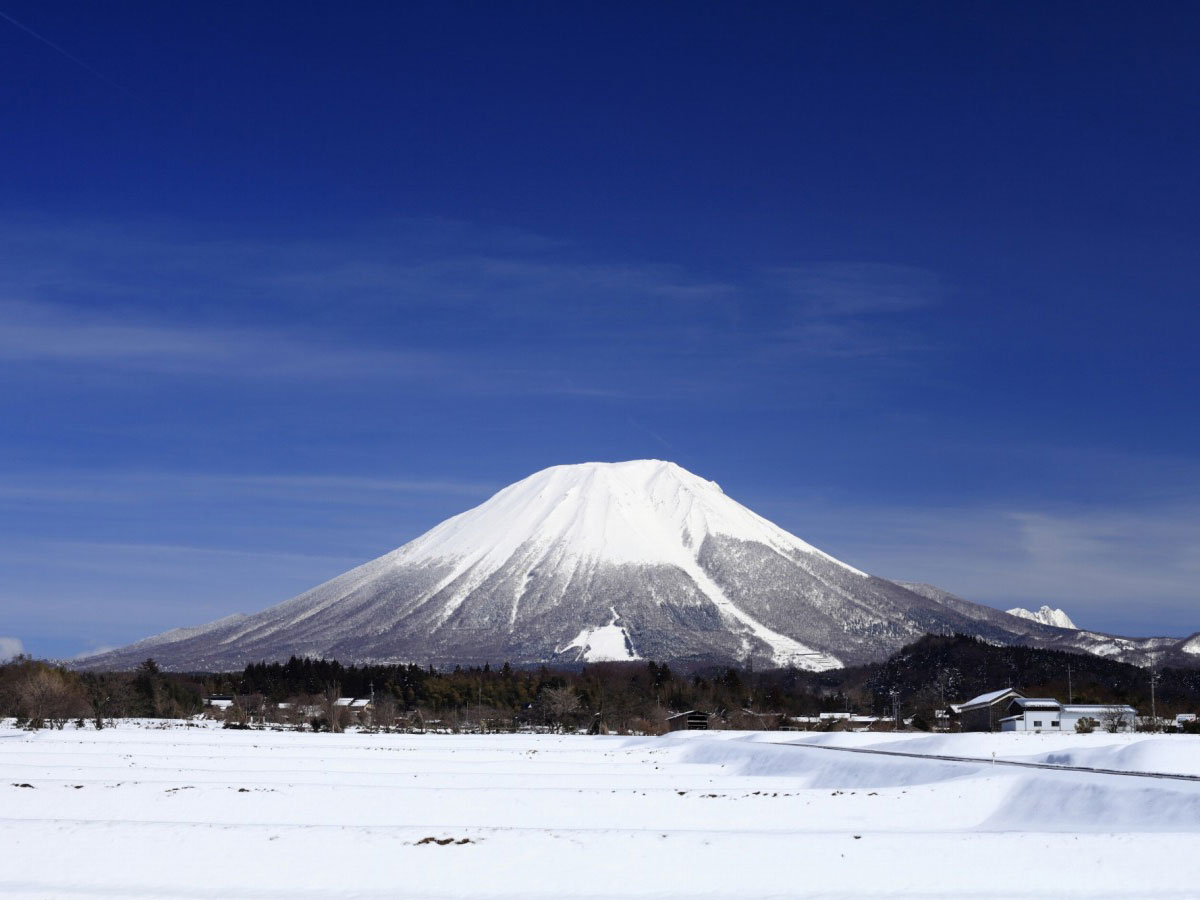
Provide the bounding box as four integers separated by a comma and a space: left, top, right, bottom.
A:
0, 7, 133, 97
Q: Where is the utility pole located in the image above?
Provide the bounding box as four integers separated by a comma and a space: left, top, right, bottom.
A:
1150, 659, 1160, 732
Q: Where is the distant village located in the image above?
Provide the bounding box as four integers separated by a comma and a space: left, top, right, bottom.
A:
199, 686, 1198, 736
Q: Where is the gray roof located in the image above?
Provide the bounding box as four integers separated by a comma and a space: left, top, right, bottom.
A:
1011, 698, 1061, 710
958, 688, 1023, 710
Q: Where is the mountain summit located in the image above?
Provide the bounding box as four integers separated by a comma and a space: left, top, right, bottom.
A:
79, 460, 1190, 671
1006, 605, 1077, 630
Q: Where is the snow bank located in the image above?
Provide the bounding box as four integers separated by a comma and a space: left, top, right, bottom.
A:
4, 724, 1200, 899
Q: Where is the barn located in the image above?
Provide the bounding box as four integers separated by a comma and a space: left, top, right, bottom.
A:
666, 711, 710, 731
955, 688, 1024, 732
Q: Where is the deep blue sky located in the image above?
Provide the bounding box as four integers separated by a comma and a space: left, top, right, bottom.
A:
2, 2, 1198, 659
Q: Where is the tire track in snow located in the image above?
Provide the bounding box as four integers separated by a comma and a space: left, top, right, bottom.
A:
774, 739, 1200, 782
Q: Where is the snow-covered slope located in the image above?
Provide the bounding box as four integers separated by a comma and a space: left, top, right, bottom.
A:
397, 459, 866, 577
78, 460, 1193, 672
1006, 605, 1077, 630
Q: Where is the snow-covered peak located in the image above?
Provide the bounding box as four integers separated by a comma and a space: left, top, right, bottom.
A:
1007, 605, 1077, 630
391, 459, 865, 576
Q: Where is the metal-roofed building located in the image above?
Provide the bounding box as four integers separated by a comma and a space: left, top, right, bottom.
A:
1060, 704, 1136, 733
666, 711, 710, 731
999, 697, 1063, 732
956, 688, 1024, 732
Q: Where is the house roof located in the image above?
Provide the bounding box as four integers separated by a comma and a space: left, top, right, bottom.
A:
958, 688, 1023, 710
1011, 698, 1061, 710
1061, 704, 1137, 714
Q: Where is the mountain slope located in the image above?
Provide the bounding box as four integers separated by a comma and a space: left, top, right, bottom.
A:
77, 460, 1192, 672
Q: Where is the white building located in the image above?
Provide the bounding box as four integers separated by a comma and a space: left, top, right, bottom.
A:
1061, 704, 1137, 732
999, 698, 1137, 733
998, 698, 1062, 732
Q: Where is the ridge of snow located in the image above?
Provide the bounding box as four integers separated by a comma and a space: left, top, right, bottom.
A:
1007, 605, 1077, 630
669, 532, 842, 670
1181, 635, 1200, 656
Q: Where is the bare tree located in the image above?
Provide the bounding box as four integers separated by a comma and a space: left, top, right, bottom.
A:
285, 694, 314, 731
322, 684, 344, 733
539, 686, 580, 732
7, 661, 87, 730
373, 696, 396, 732
84, 679, 114, 730
1101, 706, 1130, 733
224, 699, 250, 729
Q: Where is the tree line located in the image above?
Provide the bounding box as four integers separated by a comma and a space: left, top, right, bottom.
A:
3, 634, 1198, 732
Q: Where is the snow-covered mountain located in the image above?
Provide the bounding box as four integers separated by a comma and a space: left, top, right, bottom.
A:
1006, 606, 1077, 630
77, 460, 1192, 672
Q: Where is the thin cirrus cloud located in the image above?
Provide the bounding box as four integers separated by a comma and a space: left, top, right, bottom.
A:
0, 297, 645, 399
0, 539, 362, 582
0, 216, 943, 375
758, 495, 1200, 638
0, 540, 369, 649
0, 470, 499, 507
0, 299, 448, 379
768, 262, 943, 316
759, 263, 943, 360
0, 216, 735, 316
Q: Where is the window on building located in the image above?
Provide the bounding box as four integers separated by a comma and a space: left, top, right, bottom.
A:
1033, 720, 1042, 727
1051, 721, 1060, 727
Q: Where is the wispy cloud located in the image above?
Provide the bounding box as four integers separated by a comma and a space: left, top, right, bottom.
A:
0, 470, 497, 506
0, 299, 449, 379
759, 263, 943, 359
0, 540, 361, 580
769, 262, 943, 316
0, 216, 947, 406
756, 493, 1200, 638
0, 540, 369, 647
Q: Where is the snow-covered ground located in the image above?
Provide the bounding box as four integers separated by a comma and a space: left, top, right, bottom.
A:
3, 722, 1200, 899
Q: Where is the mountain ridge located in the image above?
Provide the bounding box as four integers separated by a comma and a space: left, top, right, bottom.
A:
75, 460, 1195, 672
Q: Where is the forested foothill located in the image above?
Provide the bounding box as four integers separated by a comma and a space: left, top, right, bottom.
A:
3, 635, 1198, 734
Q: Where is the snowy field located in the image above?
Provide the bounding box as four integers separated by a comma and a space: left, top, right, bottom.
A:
3, 723, 1200, 899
